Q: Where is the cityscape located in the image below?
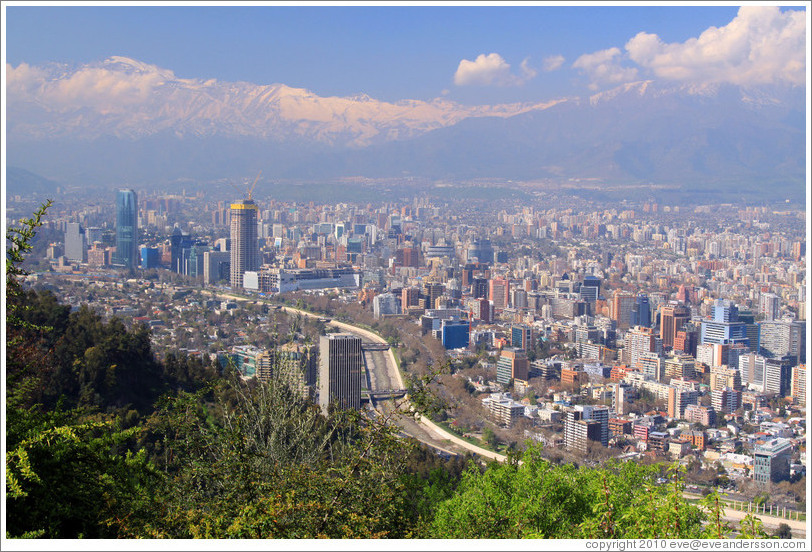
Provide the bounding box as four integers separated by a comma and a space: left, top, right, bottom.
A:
3, 2, 809, 547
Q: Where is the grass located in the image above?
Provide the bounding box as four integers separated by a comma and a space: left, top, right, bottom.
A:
436, 421, 495, 450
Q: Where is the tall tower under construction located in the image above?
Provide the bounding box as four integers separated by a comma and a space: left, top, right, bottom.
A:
229, 198, 259, 289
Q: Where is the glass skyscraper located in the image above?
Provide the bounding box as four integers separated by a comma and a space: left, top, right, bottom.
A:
115, 189, 138, 269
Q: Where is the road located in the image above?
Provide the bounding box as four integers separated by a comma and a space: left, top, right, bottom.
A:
205, 290, 506, 461
683, 493, 807, 538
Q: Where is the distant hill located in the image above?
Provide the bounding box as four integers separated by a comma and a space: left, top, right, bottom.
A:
5, 166, 62, 198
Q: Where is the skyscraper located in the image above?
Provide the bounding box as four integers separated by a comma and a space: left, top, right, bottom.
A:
115, 189, 138, 269
319, 334, 363, 415
230, 198, 260, 289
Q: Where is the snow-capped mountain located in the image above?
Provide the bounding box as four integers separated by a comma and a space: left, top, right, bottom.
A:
5, 57, 805, 200
6, 56, 565, 146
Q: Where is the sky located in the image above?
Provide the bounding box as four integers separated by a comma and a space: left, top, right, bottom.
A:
4, 2, 808, 105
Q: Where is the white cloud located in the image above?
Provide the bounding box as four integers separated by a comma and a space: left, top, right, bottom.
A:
572, 47, 638, 90
625, 6, 806, 86
520, 58, 538, 80
542, 55, 565, 72
454, 53, 536, 86
7, 60, 164, 112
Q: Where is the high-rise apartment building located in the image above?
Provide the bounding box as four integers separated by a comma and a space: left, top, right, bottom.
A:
114, 189, 138, 269
758, 320, 805, 363
791, 364, 806, 406
610, 290, 636, 330
711, 387, 742, 414
230, 198, 260, 289
489, 278, 509, 311
401, 286, 421, 309
319, 334, 363, 415
564, 405, 610, 452
758, 293, 781, 321
625, 326, 662, 371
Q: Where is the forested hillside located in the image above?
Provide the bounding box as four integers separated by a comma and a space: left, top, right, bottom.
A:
5, 204, 772, 540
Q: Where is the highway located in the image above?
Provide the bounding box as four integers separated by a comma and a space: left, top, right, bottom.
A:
205, 290, 506, 462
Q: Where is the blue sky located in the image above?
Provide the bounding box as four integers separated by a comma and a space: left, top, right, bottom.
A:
4, 3, 808, 104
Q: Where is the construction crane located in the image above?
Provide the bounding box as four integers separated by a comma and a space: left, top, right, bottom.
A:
229, 170, 262, 201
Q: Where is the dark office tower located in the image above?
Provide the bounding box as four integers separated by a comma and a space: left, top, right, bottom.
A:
319, 334, 363, 415
170, 225, 183, 273
581, 275, 601, 303
632, 293, 652, 328
423, 282, 445, 310
115, 189, 138, 269
659, 302, 691, 350
230, 198, 259, 289
471, 277, 489, 299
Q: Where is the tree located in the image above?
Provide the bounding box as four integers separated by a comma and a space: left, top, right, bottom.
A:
430, 447, 711, 539
773, 523, 792, 539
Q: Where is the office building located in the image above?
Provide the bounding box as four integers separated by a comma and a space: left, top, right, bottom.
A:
701, 299, 749, 347
511, 324, 534, 351
319, 334, 363, 414
140, 246, 161, 269
64, 222, 86, 263
753, 439, 792, 486
632, 293, 651, 328
441, 319, 469, 350
471, 277, 489, 299
203, 250, 230, 286
114, 189, 138, 269
659, 302, 691, 350
790, 364, 806, 406
373, 292, 400, 318
496, 348, 529, 385
739, 353, 767, 391
764, 357, 793, 396
423, 282, 445, 310
230, 197, 260, 289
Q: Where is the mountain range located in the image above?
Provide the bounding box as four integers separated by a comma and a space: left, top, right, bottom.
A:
6, 56, 807, 202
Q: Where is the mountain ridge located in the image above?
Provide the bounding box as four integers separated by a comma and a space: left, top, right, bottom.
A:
6, 57, 806, 199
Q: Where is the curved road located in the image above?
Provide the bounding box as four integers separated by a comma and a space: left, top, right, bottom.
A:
207, 290, 506, 462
